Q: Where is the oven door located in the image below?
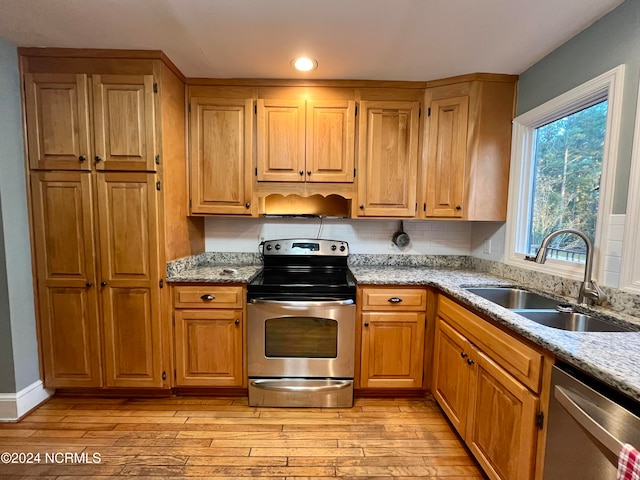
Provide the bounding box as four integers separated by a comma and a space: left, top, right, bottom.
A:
247, 298, 355, 379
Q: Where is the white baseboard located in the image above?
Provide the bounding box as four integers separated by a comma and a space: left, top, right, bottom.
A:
0, 380, 53, 421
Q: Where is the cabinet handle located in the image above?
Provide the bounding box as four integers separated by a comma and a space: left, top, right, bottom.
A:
100, 281, 107, 287
364, 322, 369, 327
78, 155, 87, 163
299, 170, 304, 176
245, 202, 250, 208
95, 155, 103, 163
455, 205, 462, 210
388, 297, 403, 303
200, 294, 215, 301
85, 282, 93, 287
467, 359, 475, 366
307, 170, 311, 176
359, 205, 364, 210
234, 319, 240, 326
460, 352, 468, 359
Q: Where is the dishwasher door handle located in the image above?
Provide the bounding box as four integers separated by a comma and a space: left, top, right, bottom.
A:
555, 385, 623, 456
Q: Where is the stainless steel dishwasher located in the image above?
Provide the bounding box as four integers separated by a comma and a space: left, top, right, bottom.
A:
543, 362, 640, 479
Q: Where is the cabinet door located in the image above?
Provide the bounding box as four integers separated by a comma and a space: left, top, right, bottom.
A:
24, 73, 91, 171
466, 348, 539, 480
432, 318, 472, 436
357, 101, 419, 217
93, 74, 156, 172
30, 171, 102, 387
360, 311, 425, 388
96, 172, 163, 387
257, 99, 306, 181
425, 95, 469, 218
174, 310, 244, 386
190, 97, 254, 215
306, 100, 355, 183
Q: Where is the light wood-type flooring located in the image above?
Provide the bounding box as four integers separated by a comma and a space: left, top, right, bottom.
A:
0, 395, 487, 479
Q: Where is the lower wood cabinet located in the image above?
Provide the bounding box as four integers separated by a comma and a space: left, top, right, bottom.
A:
358, 287, 427, 388
433, 295, 548, 480
173, 285, 245, 387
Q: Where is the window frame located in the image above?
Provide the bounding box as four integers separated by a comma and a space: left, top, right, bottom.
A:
505, 65, 625, 283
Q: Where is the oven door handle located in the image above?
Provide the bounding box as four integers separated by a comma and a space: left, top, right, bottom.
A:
250, 379, 352, 392
249, 298, 354, 307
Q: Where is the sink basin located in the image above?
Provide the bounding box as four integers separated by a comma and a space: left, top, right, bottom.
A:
466, 287, 560, 310
515, 310, 631, 332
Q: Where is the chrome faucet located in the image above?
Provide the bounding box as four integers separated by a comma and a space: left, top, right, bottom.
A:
525, 228, 607, 306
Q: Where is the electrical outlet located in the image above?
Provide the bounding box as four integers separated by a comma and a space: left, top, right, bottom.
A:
483, 239, 491, 254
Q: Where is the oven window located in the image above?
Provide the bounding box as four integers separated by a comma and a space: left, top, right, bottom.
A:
265, 317, 338, 358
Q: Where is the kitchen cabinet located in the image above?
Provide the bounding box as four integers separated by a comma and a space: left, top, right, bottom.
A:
189, 96, 254, 215
356, 100, 420, 217
25, 72, 157, 172
358, 287, 426, 388
173, 285, 245, 387
421, 74, 517, 220
21, 49, 202, 389
256, 98, 356, 183
433, 295, 548, 480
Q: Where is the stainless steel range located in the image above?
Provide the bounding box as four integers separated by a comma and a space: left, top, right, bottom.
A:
247, 238, 356, 408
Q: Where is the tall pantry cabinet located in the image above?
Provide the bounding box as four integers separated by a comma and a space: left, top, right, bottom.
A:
21, 49, 203, 389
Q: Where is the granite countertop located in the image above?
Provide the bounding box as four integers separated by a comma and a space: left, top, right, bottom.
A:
166, 253, 640, 402
351, 265, 640, 402
166, 252, 262, 284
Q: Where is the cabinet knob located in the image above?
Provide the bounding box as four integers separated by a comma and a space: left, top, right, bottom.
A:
299, 170, 304, 176
200, 294, 215, 301
460, 352, 468, 359
467, 359, 475, 366
307, 170, 311, 176
234, 319, 240, 326
85, 282, 93, 287
95, 155, 103, 163
455, 205, 462, 210
364, 322, 369, 327
78, 155, 87, 163
100, 281, 107, 287
388, 297, 403, 303
245, 202, 250, 209
359, 205, 364, 210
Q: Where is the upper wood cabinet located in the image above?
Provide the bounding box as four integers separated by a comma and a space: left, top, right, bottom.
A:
189, 97, 254, 215
421, 74, 517, 220
356, 101, 420, 217
24, 72, 157, 172
257, 98, 355, 183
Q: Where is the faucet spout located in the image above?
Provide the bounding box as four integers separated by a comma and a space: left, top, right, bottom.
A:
529, 228, 606, 306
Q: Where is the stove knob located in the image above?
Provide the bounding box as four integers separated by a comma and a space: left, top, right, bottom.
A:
275, 244, 281, 250
331, 244, 337, 251
266, 244, 272, 251
340, 245, 346, 252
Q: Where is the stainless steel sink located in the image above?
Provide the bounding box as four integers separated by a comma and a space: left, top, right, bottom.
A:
515, 310, 631, 332
465, 287, 560, 309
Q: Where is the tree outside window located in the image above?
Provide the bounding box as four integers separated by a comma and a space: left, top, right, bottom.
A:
526, 101, 608, 262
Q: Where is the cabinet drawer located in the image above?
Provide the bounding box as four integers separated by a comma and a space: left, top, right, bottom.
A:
360, 288, 427, 311
174, 286, 243, 309
437, 295, 544, 393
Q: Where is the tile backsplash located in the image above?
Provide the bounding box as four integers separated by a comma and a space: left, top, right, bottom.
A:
204, 217, 473, 255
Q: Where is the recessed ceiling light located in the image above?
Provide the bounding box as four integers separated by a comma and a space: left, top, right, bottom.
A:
292, 56, 318, 72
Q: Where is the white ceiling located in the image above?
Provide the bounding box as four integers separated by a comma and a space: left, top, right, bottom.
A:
0, 0, 624, 81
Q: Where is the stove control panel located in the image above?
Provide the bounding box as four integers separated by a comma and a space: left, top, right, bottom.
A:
261, 238, 349, 256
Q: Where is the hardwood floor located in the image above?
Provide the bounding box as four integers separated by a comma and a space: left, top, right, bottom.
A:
0, 395, 486, 479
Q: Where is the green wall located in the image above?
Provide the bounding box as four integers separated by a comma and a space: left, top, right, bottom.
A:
516, 0, 640, 213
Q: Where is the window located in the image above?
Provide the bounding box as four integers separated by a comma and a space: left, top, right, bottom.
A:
505, 65, 624, 282
526, 101, 608, 262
